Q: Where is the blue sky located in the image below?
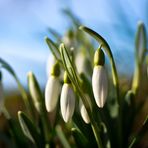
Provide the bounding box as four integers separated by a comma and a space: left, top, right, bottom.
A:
0, 0, 147, 89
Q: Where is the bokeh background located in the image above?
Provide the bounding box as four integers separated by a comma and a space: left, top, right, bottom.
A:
0, 0, 148, 148
0, 0, 148, 90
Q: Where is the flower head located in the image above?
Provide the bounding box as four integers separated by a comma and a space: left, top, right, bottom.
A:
60, 72, 75, 122
92, 48, 108, 108
45, 62, 61, 112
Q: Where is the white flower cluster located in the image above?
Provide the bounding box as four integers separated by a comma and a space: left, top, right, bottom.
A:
45, 47, 108, 123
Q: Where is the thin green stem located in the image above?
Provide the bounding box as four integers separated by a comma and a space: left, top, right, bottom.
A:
79, 26, 122, 147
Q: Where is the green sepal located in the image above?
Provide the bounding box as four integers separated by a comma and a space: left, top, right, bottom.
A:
94, 47, 105, 66
50, 62, 60, 77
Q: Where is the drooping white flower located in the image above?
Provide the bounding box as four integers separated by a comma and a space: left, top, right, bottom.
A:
79, 99, 90, 124
45, 76, 61, 112
92, 65, 108, 108
60, 83, 75, 123
45, 62, 61, 112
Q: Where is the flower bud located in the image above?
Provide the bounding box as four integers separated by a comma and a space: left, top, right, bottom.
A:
45, 63, 61, 112
27, 72, 43, 113
60, 75, 75, 122
92, 48, 108, 108
79, 99, 90, 124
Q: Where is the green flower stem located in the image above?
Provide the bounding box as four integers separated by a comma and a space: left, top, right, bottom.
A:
79, 26, 122, 147
60, 44, 103, 148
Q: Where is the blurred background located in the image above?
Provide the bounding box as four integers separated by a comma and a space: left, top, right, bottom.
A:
0, 0, 148, 90
0, 0, 148, 147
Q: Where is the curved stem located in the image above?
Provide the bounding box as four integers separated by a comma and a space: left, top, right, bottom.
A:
79, 26, 122, 147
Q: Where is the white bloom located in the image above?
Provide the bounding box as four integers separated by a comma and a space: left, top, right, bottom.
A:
45, 76, 61, 112
60, 83, 75, 123
92, 66, 108, 108
79, 99, 90, 124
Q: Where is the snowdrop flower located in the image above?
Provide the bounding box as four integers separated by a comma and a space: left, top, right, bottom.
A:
45, 62, 61, 112
60, 72, 75, 123
79, 99, 90, 124
92, 48, 108, 108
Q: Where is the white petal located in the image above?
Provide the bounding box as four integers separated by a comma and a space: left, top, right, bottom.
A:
79, 99, 90, 124
45, 76, 61, 112
60, 84, 75, 123
75, 52, 86, 74
92, 66, 108, 108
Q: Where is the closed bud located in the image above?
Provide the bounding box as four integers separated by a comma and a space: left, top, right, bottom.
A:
94, 47, 105, 66
92, 66, 108, 108
45, 75, 61, 112
60, 83, 75, 123
79, 99, 90, 124
27, 72, 43, 113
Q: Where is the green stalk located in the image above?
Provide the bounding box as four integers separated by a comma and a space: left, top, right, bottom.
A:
79, 26, 122, 147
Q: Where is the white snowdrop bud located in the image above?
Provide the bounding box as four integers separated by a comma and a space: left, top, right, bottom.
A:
79, 99, 90, 124
92, 66, 108, 108
60, 72, 75, 122
92, 48, 108, 108
45, 63, 61, 112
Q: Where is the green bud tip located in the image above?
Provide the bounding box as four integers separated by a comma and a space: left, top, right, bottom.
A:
94, 47, 105, 66
50, 62, 60, 77
64, 71, 71, 84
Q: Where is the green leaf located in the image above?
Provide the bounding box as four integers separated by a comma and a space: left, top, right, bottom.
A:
62, 9, 81, 27
27, 72, 51, 145
135, 21, 147, 63
48, 27, 61, 42
0, 58, 34, 117
18, 111, 43, 148
45, 37, 61, 62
